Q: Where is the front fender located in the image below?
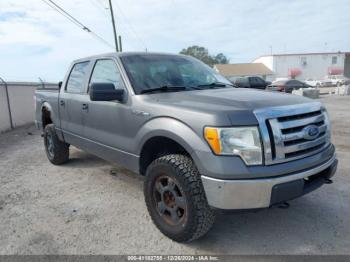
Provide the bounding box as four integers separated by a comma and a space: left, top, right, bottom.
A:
135, 117, 211, 165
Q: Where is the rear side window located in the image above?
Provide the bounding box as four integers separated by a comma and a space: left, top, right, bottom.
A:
66, 61, 90, 93
90, 59, 125, 89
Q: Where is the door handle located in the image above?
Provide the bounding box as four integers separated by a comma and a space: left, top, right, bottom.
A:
82, 103, 88, 110
60, 100, 65, 106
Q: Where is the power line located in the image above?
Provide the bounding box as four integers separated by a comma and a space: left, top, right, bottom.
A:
41, 0, 114, 49
88, 0, 136, 51
113, 0, 147, 50
95, 0, 109, 10
88, 0, 109, 17
87, 0, 147, 51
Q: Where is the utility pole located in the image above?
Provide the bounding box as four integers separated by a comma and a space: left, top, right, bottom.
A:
118, 35, 123, 52
108, 0, 119, 52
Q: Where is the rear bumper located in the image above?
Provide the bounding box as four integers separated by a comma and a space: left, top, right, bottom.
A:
201, 154, 337, 210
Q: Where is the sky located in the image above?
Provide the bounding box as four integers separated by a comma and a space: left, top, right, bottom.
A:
0, 0, 349, 82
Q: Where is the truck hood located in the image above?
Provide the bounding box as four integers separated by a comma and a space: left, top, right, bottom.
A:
147, 87, 312, 111
143, 87, 314, 126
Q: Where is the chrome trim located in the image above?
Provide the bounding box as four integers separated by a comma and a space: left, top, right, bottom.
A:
201, 154, 336, 210
278, 114, 324, 129
283, 135, 326, 154
282, 124, 327, 141
269, 119, 285, 159
254, 102, 330, 165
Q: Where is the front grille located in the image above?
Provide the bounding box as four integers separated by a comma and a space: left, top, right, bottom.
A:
254, 102, 330, 165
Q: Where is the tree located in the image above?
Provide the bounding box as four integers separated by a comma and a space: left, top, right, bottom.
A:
214, 53, 229, 64
179, 46, 229, 67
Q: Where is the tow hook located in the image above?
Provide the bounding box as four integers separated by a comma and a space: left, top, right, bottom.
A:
324, 178, 333, 184
278, 202, 290, 209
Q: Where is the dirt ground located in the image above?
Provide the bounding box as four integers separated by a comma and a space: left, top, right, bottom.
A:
0, 95, 349, 255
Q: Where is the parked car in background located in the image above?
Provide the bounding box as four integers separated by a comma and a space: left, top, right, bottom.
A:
232, 76, 271, 89
325, 75, 350, 86
305, 78, 332, 87
267, 79, 311, 93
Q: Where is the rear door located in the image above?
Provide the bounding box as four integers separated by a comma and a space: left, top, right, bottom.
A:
59, 61, 92, 145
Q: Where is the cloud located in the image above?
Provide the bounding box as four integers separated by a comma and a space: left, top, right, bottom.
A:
0, 0, 349, 81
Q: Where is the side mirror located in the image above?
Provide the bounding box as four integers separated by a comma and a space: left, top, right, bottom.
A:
89, 83, 124, 102
58, 81, 63, 89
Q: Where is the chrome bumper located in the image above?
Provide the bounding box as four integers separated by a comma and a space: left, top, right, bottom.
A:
201, 154, 337, 210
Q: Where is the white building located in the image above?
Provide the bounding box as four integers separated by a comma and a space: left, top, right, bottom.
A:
253, 52, 350, 81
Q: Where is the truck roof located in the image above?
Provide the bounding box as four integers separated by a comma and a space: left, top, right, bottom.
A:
72, 52, 185, 63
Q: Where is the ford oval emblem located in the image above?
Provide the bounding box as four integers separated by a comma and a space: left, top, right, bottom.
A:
303, 125, 320, 140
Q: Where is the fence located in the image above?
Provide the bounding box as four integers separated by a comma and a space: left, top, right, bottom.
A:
0, 80, 58, 133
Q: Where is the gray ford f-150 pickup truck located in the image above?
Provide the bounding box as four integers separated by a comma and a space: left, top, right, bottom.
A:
35, 52, 338, 242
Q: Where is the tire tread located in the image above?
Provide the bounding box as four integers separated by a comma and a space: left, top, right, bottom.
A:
145, 154, 215, 242
44, 124, 69, 165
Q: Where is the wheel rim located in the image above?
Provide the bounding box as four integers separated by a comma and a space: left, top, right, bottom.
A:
153, 175, 187, 226
46, 133, 54, 158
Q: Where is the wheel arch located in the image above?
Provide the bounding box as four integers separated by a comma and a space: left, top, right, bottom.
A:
137, 117, 209, 176
41, 102, 54, 129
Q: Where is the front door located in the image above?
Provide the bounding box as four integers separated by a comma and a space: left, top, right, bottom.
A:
82, 59, 136, 166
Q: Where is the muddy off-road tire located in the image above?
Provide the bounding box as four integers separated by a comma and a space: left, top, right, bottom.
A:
44, 124, 69, 165
144, 154, 215, 242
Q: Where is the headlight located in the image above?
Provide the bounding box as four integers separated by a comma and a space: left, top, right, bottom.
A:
204, 126, 262, 165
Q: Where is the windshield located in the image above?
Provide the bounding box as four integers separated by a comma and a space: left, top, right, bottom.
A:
120, 54, 232, 94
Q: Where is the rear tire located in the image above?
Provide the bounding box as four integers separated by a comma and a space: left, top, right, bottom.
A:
144, 154, 215, 242
44, 124, 69, 165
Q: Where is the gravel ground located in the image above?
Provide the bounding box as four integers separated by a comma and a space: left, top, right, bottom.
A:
0, 95, 349, 255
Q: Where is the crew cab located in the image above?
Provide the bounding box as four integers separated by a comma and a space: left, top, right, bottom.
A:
35, 52, 338, 242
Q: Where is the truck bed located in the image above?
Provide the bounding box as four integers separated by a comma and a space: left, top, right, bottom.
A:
34, 88, 60, 129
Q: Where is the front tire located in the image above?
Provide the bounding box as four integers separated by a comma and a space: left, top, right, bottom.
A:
144, 154, 215, 242
44, 124, 69, 165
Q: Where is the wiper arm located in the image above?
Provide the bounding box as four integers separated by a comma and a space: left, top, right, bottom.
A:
197, 82, 234, 88
140, 85, 187, 94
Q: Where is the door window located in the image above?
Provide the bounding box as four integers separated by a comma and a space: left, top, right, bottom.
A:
252, 77, 265, 85
66, 61, 90, 93
288, 80, 303, 87
90, 59, 125, 90
250, 77, 265, 87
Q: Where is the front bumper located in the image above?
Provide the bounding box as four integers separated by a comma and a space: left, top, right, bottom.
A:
201, 154, 337, 210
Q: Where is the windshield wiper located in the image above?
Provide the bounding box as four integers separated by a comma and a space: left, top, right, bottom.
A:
140, 85, 188, 94
197, 82, 234, 88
